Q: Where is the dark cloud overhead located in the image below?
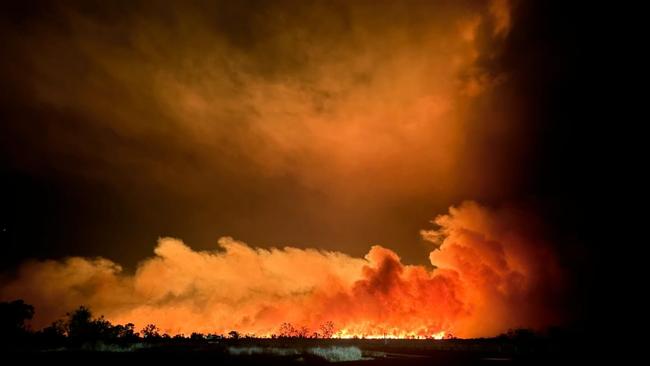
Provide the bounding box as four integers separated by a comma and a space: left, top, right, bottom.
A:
0, 0, 610, 336
1, 0, 525, 266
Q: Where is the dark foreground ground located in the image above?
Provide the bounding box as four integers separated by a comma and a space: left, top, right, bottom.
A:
6, 338, 587, 365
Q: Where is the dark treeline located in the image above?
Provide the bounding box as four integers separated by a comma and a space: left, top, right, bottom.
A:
1, 299, 571, 352
0, 299, 345, 350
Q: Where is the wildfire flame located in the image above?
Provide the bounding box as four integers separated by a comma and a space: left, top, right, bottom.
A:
335, 331, 445, 340
0, 202, 563, 338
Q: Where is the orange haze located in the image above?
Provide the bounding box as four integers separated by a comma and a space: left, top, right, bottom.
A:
0, 0, 537, 267
1, 202, 564, 338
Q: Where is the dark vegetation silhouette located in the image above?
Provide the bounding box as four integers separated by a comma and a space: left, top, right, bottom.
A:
141, 323, 160, 339
0, 299, 349, 350
0, 298, 579, 360
0, 299, 34, 343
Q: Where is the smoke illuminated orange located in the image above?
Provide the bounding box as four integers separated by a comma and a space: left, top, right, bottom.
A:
0, 202, 563, 339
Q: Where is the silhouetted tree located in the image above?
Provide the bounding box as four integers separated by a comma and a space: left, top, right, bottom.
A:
0, 299, 34, 340
118, 323, 137, 337
66, 306, 108, 341
141, 323, 160, 339
42, 319, 67, 338
319, 321, 335, 338
297, 326, 310, 338
278, 322, 296, 338
36, 319, 67, 347
112, 322, 139, 342
228, 330, 240, 339
93, 315, 115, 339
66, 306, 92, 340
190, 332, 205, 340
61, 306, 121, 345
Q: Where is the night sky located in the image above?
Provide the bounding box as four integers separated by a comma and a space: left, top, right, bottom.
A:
1, 0, 613, 335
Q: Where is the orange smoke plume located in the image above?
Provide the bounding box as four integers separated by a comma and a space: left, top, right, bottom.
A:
0, 201, 563, 338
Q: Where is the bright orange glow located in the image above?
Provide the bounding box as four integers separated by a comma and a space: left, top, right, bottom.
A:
432, 331, 446, 340
334, 330, 445, 340
0, 202, 563, 339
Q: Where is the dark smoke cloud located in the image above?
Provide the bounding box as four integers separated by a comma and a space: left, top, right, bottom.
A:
1, 0, 523, 268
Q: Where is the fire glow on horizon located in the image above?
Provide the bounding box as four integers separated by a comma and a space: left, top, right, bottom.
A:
0, 202, 564, 339
0, 0, 569, 340
334, 331, 446, 340
244, 331, 446, 340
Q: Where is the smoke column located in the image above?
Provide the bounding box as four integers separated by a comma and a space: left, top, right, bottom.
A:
1, 201, 564, 338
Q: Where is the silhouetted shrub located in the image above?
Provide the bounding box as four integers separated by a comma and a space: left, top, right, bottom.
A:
141, 323, 161, 339
0, 299, 34, 346
190, 332, 205, 341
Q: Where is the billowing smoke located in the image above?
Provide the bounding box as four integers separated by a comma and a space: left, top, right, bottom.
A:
1, 0, 527, 267
0, 202, 564, 338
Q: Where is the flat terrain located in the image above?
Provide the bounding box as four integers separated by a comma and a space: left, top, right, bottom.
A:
8, 338, 581, 365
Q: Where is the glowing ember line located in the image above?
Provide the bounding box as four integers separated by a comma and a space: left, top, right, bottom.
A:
335, 330, 446, 340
